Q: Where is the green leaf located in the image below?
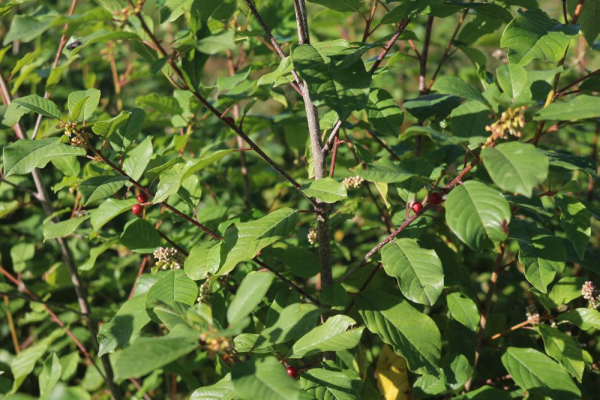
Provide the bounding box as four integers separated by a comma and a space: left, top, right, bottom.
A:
90, 198, 138, 231
92, 112, 129, 138
482, 142, 549, 197
10, 329, 63, 393
288, 315, 364, 358
547, 151, 597, 176
184, 241, 221, 280
255, 303, 322, 349
160, 0, 193, 23
136, 93, 183, 115
145, 270, 198, 322
500, 9, 579, 66
301, 368, 362, 400
68, 89, 101, 121
292, 44, 371, 119
3, 138, 86, 177
39, 353, 62, 400
446, 292, 480, 332
3, 13, 56, 45
454, 385, 512, 399
539, 324, 584, 382
69, 30, 140, 56
450, 101, 491, 139
115, 325, 198, 379
232, 356, 301, 400
381, 238, 444, 306
10, 243, 35, 273
355, 158, 416, 184
97, 293, 151, 357
120, 219, 161, 253
154, 150, 232, 203
547, 277, 588, 307
218, 208, 299, 275
197, 29, 237, 54
194, 0, 236, 22
496, 64, 531, 102
191, 374, 235, 400
431, 76, 491, 108
357, 290, 441, 375
501, 347, 580, 400
123, 137, 153, 181
558, 308, 600, 331
534, 95, 600, 121
79, 175, 128, 205
69, 96, 89, 122
13, 95, 61, 119
302, 177, 347, 203
555, 194, 591, 260
574, 0, 600, 45
511, 220, 566, 293
43, 216, 90, 242
112, 108, 146, 151
444, 181, 511, 251
404, 94, 461, 121
227, 271, 275, 326
307, 0, 362, 13
366, 89, 404, 136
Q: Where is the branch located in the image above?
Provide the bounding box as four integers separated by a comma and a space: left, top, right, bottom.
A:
337, 158, 479, 283
323, 18, 412, 155
0, 70, 122, 400
465, 242, 507, 392
32, 0, 79, 140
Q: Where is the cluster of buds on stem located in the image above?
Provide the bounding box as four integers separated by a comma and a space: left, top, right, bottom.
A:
582, 281, 600, 309
57, 121, 88, 147
198, 278, 212, 305
525, 304, 540, 325
343, 176, 364, 190
307, 228, 318, 245
199, 333, 233, 360
112, 0, 144, 20
153, 247, 184, 270
485, 106, 526, 145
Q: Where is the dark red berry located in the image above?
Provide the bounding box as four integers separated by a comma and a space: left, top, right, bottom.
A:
286, 366, 299, 379
412, 202, 423, 213
138, 192, 148, 204
429, 192, 443, 206
132, 204, 143, 216
225, 116, 235, 125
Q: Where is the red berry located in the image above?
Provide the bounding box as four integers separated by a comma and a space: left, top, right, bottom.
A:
225, 116, 235, 125
429, 192, 443, 206
138, 192, 148, 204
286, 366, 299, 378
412, 202, 423, 213
132, 204, 143, 216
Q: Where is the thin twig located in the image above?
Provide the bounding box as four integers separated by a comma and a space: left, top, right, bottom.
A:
465, 242, 507, 392
337, 159, 478, 283
3, 295, 20, 354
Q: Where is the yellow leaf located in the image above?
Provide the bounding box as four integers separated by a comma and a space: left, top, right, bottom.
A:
376, 344, 411, 400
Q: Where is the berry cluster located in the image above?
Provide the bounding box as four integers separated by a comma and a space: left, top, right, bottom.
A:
342, 175, 364, 190
153, 247, 184, 270
131, 192, 148, 216
199, 333, 233, 360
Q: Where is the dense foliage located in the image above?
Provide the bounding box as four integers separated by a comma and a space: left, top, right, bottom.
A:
1, 0, 599, 399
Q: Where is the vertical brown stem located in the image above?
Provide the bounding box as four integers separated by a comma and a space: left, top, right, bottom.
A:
4, 295, 20, 354
465, 242, 507, 392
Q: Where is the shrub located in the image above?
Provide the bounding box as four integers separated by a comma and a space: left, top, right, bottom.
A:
0, 0, 599, 399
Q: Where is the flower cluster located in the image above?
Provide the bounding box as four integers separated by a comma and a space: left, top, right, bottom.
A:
199, 333, 233, 360
153, 247, 184, 270
582, 281, 600, 309
112, 0, 145, 20
58, 121, 87, 147
485, 106, 526, 144
198, 278, 212, 305
525, 304, 540, 325
343, 176, 364, 190
307, 228, 318, 245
